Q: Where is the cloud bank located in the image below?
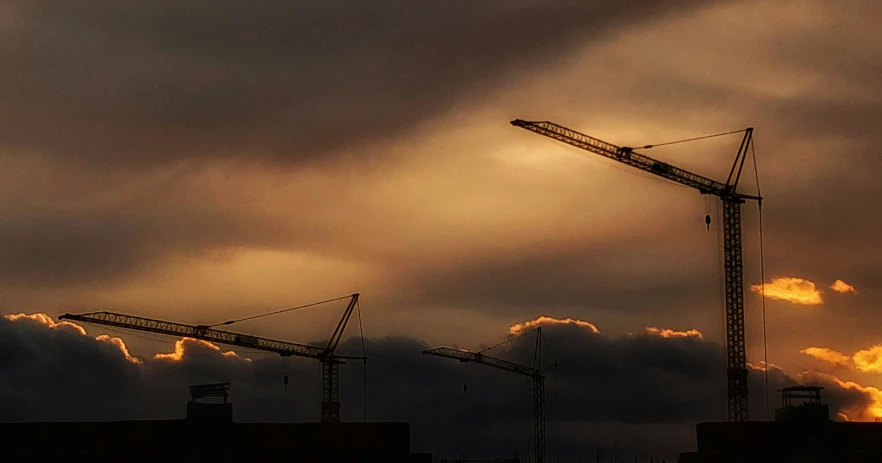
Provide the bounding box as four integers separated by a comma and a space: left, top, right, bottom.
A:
2, 312, 879, 459
1, 0, 726, 170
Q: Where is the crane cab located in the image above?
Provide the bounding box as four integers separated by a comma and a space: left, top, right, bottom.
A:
234, 334, 260, 347
651, 161, 673, 174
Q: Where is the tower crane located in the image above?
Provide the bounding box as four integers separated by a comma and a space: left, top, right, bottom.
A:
422, 327, 553, 463
60, 293, 363, 423
511, 119, 760, 422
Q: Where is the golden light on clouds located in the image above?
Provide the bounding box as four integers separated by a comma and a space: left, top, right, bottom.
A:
154, 338, 244, 362
746, 361, 783, 372
509, 316, 599, 336
95, 334, 141, 364
5, 312, 252, 365
798, 344, 882, 374
853, 346, 882, 373
5, 313, 142, 364
644, 327, 703, 338
750, 277, 823, 305
831, 279, 858, 294
802, 372, 882, 421
4, 312, 87, 335
800, 347, 851, 368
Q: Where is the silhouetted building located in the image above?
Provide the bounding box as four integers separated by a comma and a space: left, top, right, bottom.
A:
0, 383, 431, 463
677, 385, 882, 463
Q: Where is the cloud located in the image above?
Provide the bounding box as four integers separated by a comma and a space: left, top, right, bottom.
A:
0, 0, 725, 170
645, 327, 703, 339
800, 347, 851, 369
4, 312, 87, 335
831, 279, 858, 294
509, 316, 599, 335
2, 0, 880, 359
799, 344, 882, 375
3, 311, 879, 460
750, 277, 823, 305
852, 345, 882, 373
154, 338, 244, 362
798, 371, 882, 422
746, 361, 784, 373
95, 335, 142, 364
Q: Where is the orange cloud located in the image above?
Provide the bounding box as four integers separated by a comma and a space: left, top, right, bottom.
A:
799, 371, 882, 421
750, 277, 823, 305
95, 334, 141, 364
831, 279, 858, 294
800, 347, 851, 368
853, 345, 882, 373
509, 316, 599, 336
5, 312, 252, 365
4, 312, 87, 335
746, 361, 783, 372
154, 337, 243, 361
644, 327, 703, 338
5, 313, 148, 363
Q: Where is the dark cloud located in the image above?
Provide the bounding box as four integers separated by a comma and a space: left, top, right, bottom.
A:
0, 203, 273, 287
1, 0, 727, 169
1, 313, 872, 460
394, 225, 725, 330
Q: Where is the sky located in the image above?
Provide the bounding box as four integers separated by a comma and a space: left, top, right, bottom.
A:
1, 0, 881, 460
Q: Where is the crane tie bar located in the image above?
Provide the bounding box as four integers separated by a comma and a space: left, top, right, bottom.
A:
209, 294, 355, 328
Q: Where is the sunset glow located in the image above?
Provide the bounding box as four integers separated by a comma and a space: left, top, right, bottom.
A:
4, 313, 87, 335
800, 347, 851, 368
801, 372, 882, 421
645, 327, 703, 338
831, 279, 858, 294
2, 1, 881, 458
853, 345, 882, 373
95, 334, 141, 364
750, 277, 823, 305
153, 338, 244, 361
509, 316, 600, 335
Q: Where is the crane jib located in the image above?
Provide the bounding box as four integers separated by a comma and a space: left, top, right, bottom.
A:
58, 311, 326, 359
510, 119, 734, 196
422, 327, 549, 463
58, 293, 367, 424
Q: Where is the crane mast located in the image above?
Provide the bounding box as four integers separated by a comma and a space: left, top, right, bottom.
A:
511, 119, 759, 422
60, 293, 362, 423
321, 293, 360, 423
423, 328, 550, 463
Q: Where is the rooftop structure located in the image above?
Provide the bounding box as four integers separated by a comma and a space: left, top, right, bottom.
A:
678, 385, 882, 463
0, 384, 430, 463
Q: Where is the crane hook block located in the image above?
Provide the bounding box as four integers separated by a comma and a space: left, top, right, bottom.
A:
705, 214, 711, 231
283, 375, 289, 391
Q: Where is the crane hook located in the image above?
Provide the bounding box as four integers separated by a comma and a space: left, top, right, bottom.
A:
463, 383, 468, 398
283, 375, 289, 391
705, 214, 711, 231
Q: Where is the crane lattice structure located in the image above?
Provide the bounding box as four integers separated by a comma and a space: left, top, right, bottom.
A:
422, 327, 552, 463
511, 119, 760, 422
60, 293, 363, 423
